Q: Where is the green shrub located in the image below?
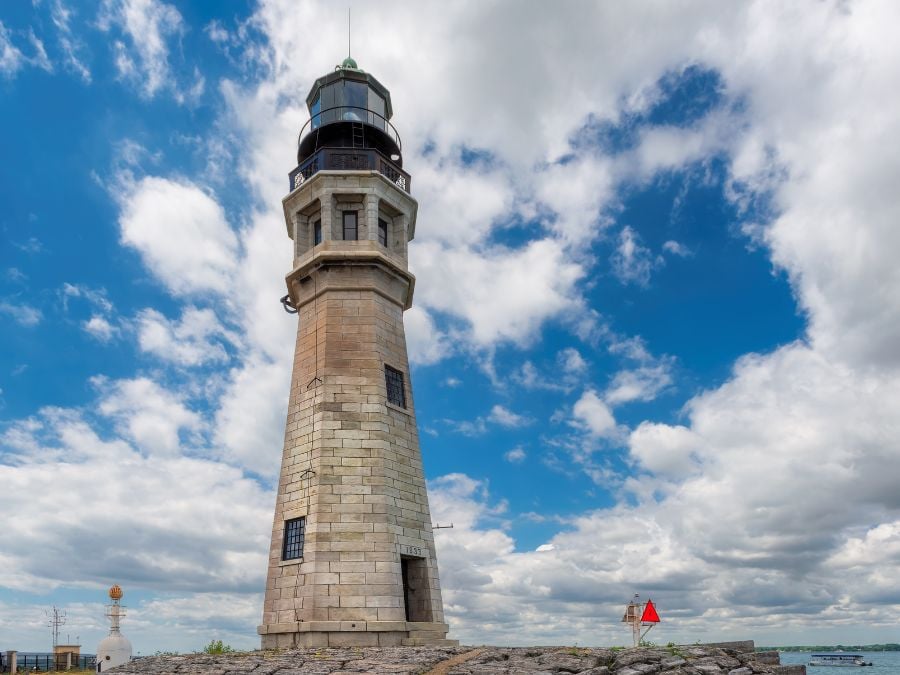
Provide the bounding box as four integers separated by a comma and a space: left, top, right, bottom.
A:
202, 639, 236, 654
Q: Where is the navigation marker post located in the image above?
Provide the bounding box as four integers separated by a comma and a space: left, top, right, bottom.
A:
621, 595, 661, 646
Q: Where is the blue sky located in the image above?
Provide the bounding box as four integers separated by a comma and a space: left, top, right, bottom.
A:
3, 0, 900, 655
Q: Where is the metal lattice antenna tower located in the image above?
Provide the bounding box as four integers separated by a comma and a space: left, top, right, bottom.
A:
45, 606, 67, 649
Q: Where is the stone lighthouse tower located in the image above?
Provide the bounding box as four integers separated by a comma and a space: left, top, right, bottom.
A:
258, 57, 454, 649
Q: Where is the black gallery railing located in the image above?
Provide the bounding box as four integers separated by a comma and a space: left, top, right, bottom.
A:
288, 147, 411, 193
298, 106, 403, 150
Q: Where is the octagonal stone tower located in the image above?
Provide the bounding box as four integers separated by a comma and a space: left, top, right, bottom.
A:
258, 58, 454, 649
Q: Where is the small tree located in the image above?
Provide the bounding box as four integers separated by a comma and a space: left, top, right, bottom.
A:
202, 639, 235, 654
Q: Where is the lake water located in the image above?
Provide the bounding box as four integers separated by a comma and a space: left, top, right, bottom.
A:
779, 652, 900, 675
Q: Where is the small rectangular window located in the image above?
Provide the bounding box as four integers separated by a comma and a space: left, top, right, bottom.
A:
378, 218, 388, 247
313, 219, 322, 245
385, 365, 406, 408
282, 517, 305, 560
343, 211, 358, 241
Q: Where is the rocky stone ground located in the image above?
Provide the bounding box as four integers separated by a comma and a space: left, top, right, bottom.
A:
112, 641, 805, 675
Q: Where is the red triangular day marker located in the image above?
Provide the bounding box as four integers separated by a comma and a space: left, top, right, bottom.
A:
641, 599, 661, 623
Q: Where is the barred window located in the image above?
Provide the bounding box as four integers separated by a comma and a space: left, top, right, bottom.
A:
313, 219, 322, 245
385, 365, 406, 408
342, 211, 358, 240
282, 517, 305, 561
378, 218, 388, 247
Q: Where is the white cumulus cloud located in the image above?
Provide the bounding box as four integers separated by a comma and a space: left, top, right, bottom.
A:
98, 0, 185, 99
0, 301, 42, 327
504, 446, 526, 463
571, 390, 617, 438
610, 225, 659, 287
0, 21, 24, 77
605, 364, 673, 405
83, 315, 117, 341
94, 376, 202, 456
137, 306, 234, 366
117, 177, 239, 297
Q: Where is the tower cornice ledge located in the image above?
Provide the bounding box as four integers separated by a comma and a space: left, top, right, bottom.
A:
285, 245, 416, 310
282, 170, 419, 240
257, 620, 450, 636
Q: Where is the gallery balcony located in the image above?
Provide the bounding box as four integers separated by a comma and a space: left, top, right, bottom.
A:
288, 146, 411, 194
290, 105, 410, 194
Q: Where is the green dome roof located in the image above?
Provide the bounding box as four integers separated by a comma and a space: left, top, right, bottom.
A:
341, 56, 358, 70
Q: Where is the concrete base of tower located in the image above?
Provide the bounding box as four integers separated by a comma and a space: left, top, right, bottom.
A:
257, 622, 457, 649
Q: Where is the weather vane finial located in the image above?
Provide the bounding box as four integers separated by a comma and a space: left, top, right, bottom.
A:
348, 7, 351, 60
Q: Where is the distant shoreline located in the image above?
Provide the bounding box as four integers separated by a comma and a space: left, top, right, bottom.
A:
759, 645, 900, 652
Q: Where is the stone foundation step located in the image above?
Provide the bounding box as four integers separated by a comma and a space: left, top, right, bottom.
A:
408, 630, 450, 639
401, 638, 460, 647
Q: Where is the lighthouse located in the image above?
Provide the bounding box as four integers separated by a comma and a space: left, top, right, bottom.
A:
257, 57, 454, 649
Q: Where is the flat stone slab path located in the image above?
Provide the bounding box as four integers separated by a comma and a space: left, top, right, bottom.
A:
112, 643, 801, 675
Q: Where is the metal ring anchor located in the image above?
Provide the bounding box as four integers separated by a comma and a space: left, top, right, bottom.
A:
280, 294, 298, 314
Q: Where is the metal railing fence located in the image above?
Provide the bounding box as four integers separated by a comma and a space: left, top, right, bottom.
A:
1, 653, 96, 672
288, 147, 411, 193
299, 106, 402, 150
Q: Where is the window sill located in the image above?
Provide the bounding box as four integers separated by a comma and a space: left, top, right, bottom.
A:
279, 557, 304, 567
385, 401, 411, 417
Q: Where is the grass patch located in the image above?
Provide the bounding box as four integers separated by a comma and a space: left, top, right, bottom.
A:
666, 642, 686, 657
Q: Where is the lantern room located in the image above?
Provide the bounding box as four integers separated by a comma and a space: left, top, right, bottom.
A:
296, 58, 403, 168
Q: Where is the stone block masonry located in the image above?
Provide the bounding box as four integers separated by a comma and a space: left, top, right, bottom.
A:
258, 170, 453, 649
264, 60, 451, 648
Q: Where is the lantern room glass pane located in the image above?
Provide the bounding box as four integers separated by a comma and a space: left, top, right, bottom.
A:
320, 83, 337, 124
368, 89, 386, 129
343, 81, 367, 121
320, 83, 335, 108
310, 94, 321, 129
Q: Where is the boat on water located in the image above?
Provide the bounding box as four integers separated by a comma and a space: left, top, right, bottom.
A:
808, 654, 874, 667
